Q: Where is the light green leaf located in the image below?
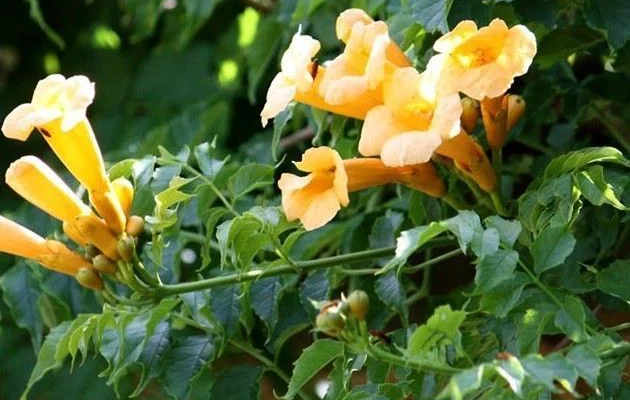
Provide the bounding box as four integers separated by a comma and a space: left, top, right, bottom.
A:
554, 295, 589, 343
438, 364, 485, 400
227, 163, 275, 201
575, 165, 628, 210
597, 260, 630, 301
407, 305, 466, 361
284, 339, 343, 399
194, 141, 227, 180
532, 226, 576, 274
410, 0, 454, 33
443, 211, 483, 253
470, 228, 500, 259
475, 249, 519, 293
380, 222, 447, 274
484, 216, 522, 247
494, 356, 525, 396
543, 147, 630, 181
567, 344, 601, 387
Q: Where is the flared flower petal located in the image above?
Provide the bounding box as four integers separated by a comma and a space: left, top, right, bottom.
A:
380, 131, 443, 166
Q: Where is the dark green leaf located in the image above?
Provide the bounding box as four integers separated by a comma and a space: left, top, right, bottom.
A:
597, 260, 630, 301
210, 364, 264, 399
162, 335, 215, 400
211, 285, 242, 336
251, 276, 283, 334
227, 164, 275, 201
475, 249, 519, 293
532, 226, 576, 274
554, 295, 589, 343
375, 272, 407, 323
411, 0, 455, 33
587, 0, 630, 49
537, 27, 605, 68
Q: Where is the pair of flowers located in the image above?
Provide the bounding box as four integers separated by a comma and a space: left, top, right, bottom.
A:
262, 9, 536, 230
1, 75, 140, 290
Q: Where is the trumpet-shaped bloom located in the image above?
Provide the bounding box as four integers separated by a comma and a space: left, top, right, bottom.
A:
112, 177, 134, 218
278, 147, 349, 231
359, 67, 462, 166
5, 156, 119, 259
429, 19, 537, 100
279, 147, 447, 230
318, 9, 410, 106
260, 32, 377, 127
1, 74, 127, 233
0, 216, 91, 276
436, 131, 496, 192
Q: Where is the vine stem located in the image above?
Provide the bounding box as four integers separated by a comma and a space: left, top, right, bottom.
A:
492, 147, 503, 192
339, 248, 463, 276
366, 343, 460, 375
489, 190, 509, 217
442, 194, 468, 211
155, 247, 396, 295
178, 162, 239, 217
518, 259, 598, 336
229, 340, 317, 400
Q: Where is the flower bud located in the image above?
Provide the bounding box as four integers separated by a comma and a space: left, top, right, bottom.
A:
112, 177, 134, 218
460, 97, 480, 133
75, 267, 103, 291
85, 244, 100, 258
507, 95, 526, 133
480, 96, 508, 150
346, 290, 369, 320
117, 236, 135, 262
125, 215, 145, 237
316, 310, 345, 337
92, 254, 117, 274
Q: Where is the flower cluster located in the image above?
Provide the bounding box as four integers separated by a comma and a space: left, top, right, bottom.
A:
1, 75, 143, 290
262, 9, 536, 230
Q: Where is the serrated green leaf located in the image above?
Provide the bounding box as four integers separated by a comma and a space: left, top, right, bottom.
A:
380, 222, 447, 274
576, 165, 628, 210
162, 335, 215, 400
532, 226, 576, 274
567, 344, 601, 387
210, 364, 264, 399
211, 284, 242, 336
407, 305, 466, 361
587, 0, 630, 49
194, 141, 227, 180
597, 260, 630, 301
444, 211, 483, 253
300, 270, 329, 319
475, 249, 519, 293
470, 228, 500, 259
284, 339, 343, 399
132, 321, 171, 397
374, 272, 407, 324
484, 216, 522, 247
0, 264, 45, 350
554, 295, 589, 343
251, 276, 283, 334
543, 147, 630, 181
494, 356, 525, 395
227, 163, 275, 201
411, 0, 454, 33
20, 320, 73, 400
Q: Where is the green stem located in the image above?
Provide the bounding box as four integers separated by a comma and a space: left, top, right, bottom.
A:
229, 341, 316, 400
599, 342, 630, 360
406, 248, 463, 274
155, 247, 396, 295
492, 147, 502, 192
366, 342, 460, 374
442, 194, 468, 211
179, 163, 239, 216
518, 260, 598, 336
604, 322, 630, 333
489, 190, 509, 217
514, 138, 554, 155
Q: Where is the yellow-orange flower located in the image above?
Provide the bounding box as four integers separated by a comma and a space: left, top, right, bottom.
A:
0, 216, 92, 277
436, 132, 496, 192
5, 156, 119, 260
318, 9, 411, 105
359, 67, 462, 166
428, 19, 536, 100
278, 147, 446, 230
260, 32, 377, 127
278, 147, 349, 231
1, 74, 127, 233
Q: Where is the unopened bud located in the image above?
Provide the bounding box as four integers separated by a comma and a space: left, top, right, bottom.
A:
86, 244, 100, 258
125, 215, 145, 237
112, 177, 134, 218
93, 255, 117, 274
507, 95, 526, 133
461, 97, 480, 133
75, 268, 103, 291
346, 290, 369, 320
316, 310, 345, 337
117, 236, 135, 262
481, 96, 508, 150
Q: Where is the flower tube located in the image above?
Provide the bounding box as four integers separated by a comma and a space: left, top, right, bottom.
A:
5, 156, 119, 260
0, 216, 96, 282
278, 147, 446, 230
1, 74, 127, 233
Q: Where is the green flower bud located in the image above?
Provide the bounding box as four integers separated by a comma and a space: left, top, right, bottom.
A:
346, 290, 369, 320
117, 236, 135, 262
75, 268, 103, 291
92, 255, 117, 274
316, 311, 345, 337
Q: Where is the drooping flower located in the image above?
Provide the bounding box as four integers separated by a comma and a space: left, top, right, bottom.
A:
359, 67, 462, 166
318, 9, 411, 106
5, 156, 119, 260
1, 74, 127, 233
260, 32, 377, 127
0, 216, 96, 279
278, 147, 446, 230
428, 19, 537, 100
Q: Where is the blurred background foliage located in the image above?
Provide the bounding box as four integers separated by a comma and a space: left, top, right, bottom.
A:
0, 0, 629, 398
